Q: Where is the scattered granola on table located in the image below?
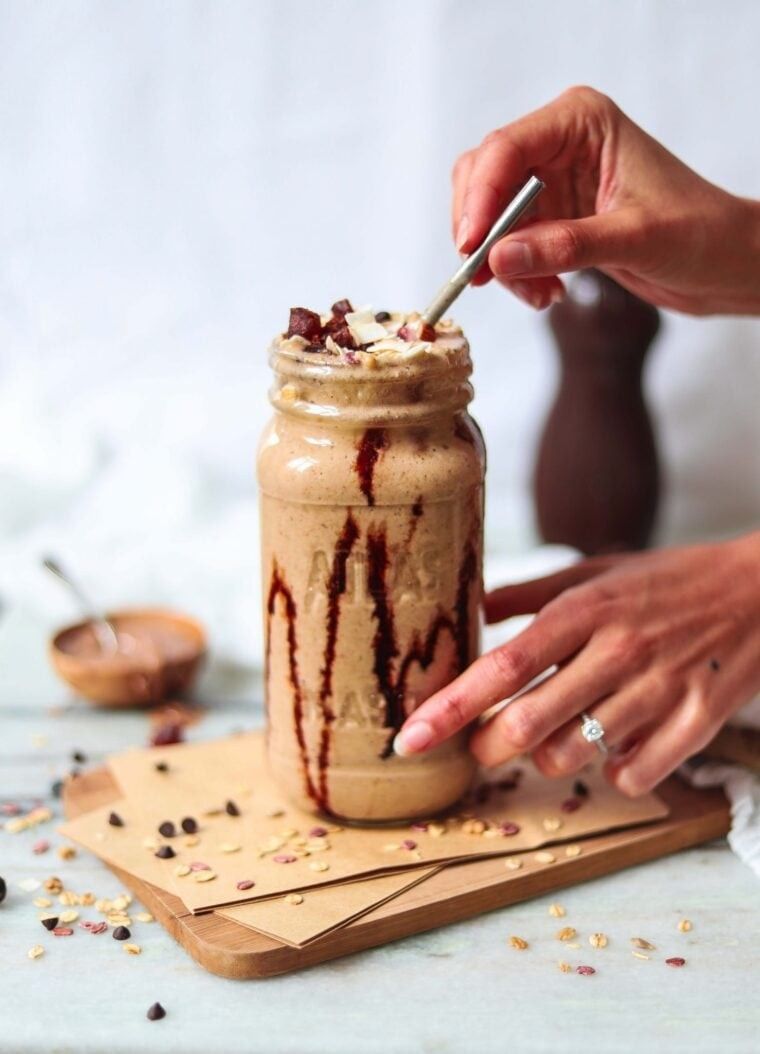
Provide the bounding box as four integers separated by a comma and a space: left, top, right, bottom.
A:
556, 926, 577, 942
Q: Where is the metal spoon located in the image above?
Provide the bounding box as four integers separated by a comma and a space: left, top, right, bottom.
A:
422, 174, 545, 326
42, 556, 120, 654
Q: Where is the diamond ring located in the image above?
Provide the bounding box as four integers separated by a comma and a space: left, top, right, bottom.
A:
580, 712, 608, 755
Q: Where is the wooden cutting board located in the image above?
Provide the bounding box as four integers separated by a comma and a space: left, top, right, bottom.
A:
63, 767, 729, 979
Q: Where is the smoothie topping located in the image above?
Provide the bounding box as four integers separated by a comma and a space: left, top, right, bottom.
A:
280, 299, 464, 363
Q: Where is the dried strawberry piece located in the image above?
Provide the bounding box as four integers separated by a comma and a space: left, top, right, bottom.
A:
576, 965, 596, 975
665, 957, 686, 967
325, 321, 356, 349
331, 299, 354, 318
150, 722, 183, 748
286, 307, 323, 343
401, 839, 417, 851
398, 321, 436, 343
561, 797, 582, 813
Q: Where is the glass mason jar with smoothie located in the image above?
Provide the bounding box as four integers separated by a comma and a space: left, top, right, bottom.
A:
257, 300, 485, 822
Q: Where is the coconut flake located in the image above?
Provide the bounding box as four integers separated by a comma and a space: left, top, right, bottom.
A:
346, 308, 388, 346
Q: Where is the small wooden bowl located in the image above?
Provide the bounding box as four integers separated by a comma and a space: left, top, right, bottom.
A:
49, 608, 207, 707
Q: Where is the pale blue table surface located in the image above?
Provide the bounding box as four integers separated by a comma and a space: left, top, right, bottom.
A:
1, 604, 758, 1054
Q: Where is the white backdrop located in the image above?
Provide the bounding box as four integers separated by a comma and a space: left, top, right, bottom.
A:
1, 0, 759, 664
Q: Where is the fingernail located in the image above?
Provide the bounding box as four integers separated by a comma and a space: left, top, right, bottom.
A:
393, 721, 433, 757
456, 216, 470, 253
549, 286, 565, 305
492, 240, 532, 277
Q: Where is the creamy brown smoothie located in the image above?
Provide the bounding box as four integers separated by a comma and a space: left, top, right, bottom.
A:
258, 301, 485, 822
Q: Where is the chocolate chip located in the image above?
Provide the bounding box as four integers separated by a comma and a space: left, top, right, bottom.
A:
108, 812, 125, 827
147, 1002, 166, 1021
50, 780, 63, 799
71, 750, 87, 764
374, 311, 391, 322
180, 817, 198, 834
155, 846, 175, 859
158, 821, 176, 838
112, 925, 131, 940
225, 800, 240, 817
41, 916, 59, 931
709, 658, 720, 672
154, 761, 169, 773
572, 779, 589, 798
0, 876, 6, 904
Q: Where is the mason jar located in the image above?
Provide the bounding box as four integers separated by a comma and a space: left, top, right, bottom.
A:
257, 315, 485, 822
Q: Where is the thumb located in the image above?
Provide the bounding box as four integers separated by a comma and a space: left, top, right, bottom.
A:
488, 209, 648, 280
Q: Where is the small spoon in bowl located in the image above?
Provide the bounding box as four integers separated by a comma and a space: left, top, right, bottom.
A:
42, 556, 120, 655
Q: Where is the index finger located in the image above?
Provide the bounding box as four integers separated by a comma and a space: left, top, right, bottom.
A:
460, 87, 610, 253
393, 597, 595, 756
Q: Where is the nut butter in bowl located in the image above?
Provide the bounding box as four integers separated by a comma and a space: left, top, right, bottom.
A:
258, 300, 485, 823
49, 608, 207, 707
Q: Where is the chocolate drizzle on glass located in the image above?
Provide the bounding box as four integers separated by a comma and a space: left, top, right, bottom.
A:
266, 562, 321, 810
364, 519, 479, 759
365, 525, 401, 731
267, 515, 480, 795
404, 496, 424, 547
315, 511, 360, 811
354, 428, 388, 506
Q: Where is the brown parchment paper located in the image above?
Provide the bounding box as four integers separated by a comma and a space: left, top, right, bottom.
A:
59, 732, 668, 913
218, 867, 437, 947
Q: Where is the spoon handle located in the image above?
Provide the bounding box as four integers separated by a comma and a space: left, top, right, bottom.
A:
423, 174, 545, 326
43, 556, 119, 653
